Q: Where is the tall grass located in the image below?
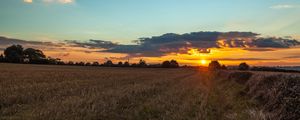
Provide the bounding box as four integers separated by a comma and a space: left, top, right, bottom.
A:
215, 70, 300, 120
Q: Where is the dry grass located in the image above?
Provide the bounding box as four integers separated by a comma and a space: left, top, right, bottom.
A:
1, 63, 262, 120
215, 70, 300, 120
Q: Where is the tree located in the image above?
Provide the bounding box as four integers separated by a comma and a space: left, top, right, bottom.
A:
103, 60, 113, 67
85, 62, 91, 66
208, 60, 221, 70
92, 62, 99, 66
4, 45, 24, 63
238, 62, 250, 70
118, 61, 123, 67
67, 61, 74, 65
138, 59, 147, 67
131, 63, 138, 67
162, 61, 171, 68
221, 65, 227, 69
76, 62, 85, 66
47, 57, 62, 65
23, 48, 46, 64
124, 61, 130, 67
170, 60, 179, 68
0, 54, 4, 62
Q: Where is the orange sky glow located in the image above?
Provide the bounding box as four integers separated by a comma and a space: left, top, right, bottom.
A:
37, 46, 300, 66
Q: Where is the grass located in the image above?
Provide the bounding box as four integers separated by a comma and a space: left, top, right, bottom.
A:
0, 63, 282, 120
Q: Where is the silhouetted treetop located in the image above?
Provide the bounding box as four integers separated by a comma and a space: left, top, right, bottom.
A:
161, 60, 179, 68
238, 62, 250, 70
208, 60, 221, 70
103, 60, 113, 67
138, 59, 147, 67
24, 48, 46, 63
4, 45, 24, 63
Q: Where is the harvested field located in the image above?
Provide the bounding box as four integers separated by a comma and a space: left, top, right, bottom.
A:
0, 63, 298, 120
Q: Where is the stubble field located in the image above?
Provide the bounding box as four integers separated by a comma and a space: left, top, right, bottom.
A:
0, 63, 272, 120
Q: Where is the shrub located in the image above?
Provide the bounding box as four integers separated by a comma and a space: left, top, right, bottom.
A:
4, 45, 24, 63
238, 62, 250, 70
162, 61, 171, 68
208, 61, 221, 70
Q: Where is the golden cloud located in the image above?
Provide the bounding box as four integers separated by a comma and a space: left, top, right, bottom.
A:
24, 0, 33, 3
23, 0, 74, 4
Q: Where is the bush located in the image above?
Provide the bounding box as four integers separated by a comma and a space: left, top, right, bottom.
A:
4, 45, 24, 63
103, 60, 113, 67
123, 61, 130, 67
162, 61, 171, 68
161, 60, 179, 68
208, 61, 221, 70
238, 62, 250, 70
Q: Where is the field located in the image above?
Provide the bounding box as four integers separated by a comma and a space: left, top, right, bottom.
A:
0, 63, 298, 120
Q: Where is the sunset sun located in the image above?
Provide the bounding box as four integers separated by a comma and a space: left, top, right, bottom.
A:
200, 59, 207, 65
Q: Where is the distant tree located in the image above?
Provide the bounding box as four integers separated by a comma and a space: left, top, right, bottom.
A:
47, 57, 62, 65
162, 61, 171, 68
123, 61, 130, 67
221, 65, 227, 70
57, 61, 65, 65
4, 45, 24, 63
138, 59, 147, 67
170, 60, 179, 68
67, 61, 74, 65
118, 61, 123, 67
23, 48, 46, 64
85, 62, 91, 66
238, 62, 250, 70
75, 61, 85, 66
103, 60, 113, 67
92, 62, 99, 66
208, 60, 221, 70
131, 63, 138, 67
0, 54, 4, 62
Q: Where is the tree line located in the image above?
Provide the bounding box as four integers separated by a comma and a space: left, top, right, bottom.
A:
0, 45, 180, 68
208, 60, 250, 71
0, 44, 255, 70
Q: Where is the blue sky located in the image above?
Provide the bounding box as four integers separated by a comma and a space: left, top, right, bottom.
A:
0, 0, 299, 43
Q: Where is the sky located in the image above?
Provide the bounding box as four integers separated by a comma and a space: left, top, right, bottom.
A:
0, 0, 300, 66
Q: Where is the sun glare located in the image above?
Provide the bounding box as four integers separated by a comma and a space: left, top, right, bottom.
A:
200, 59, 207, 65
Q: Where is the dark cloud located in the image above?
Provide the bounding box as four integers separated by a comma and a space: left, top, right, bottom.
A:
243, 48, 275, 51
0, 36, 62, 47
0, 36, 65, 52
67, 32, 258, 56
65, 39, 118, 49
253, 38, 300, 48
67, 31, 299, 57
1, 31, 299, 57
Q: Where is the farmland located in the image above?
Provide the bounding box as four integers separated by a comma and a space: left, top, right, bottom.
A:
0, 63, 298, 120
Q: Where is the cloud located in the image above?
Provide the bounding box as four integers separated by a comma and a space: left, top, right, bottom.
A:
67, 32, 300, 57
23, 0, 75, 4
43, 0, 74, 4
283, 55, 300, 59
1, 31, 300, 58
0, 36, 64, 51
243, 48, 275, 51
24, 0, 33, 3
270, 4, 295, 9
65, 39, 119, 49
